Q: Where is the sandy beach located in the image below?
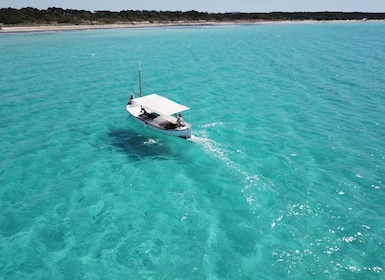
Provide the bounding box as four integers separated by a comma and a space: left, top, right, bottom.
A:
0, 20, 375, 33
0, 22, 181, 33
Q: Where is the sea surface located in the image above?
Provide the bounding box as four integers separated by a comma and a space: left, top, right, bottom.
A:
1, 22, 385, 279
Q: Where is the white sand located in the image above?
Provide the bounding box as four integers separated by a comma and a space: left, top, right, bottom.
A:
0, 20, 373, 33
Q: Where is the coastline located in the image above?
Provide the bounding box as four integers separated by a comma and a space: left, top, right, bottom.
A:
0, 19, 379, 33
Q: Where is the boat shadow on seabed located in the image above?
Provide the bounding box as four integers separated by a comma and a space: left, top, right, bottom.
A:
107, 128, 175, 160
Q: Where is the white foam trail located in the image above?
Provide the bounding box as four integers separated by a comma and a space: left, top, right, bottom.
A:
191, 127, 261, 209
190, 134, 228, 164
201, 121, 225, 128
143, 138, 160, 146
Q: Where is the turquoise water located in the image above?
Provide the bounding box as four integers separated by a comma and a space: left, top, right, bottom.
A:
1, 22, 385, 279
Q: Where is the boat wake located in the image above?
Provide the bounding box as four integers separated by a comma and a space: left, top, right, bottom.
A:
143, 138, 160, 146
190, 126, 262, 211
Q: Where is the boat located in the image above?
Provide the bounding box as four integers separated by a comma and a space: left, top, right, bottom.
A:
126, 65, 192, 139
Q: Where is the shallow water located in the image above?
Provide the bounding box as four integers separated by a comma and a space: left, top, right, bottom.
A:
1, 23, 385, 279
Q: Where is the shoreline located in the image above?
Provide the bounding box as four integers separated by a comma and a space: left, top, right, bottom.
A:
0, 20, 381, 33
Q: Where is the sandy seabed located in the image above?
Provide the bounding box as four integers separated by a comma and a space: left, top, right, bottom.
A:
0, 20, 375, 33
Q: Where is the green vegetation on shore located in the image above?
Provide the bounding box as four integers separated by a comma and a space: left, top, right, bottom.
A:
1, 7, 384, 25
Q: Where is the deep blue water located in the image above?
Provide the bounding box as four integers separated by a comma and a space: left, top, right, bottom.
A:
1, 22, 385, 279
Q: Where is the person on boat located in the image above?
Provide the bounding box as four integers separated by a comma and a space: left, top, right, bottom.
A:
176, 113, 185, 127
141, 106, 149, 118
128, 94, 135, 105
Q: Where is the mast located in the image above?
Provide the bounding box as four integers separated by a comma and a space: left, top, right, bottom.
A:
138, 62, 142, 97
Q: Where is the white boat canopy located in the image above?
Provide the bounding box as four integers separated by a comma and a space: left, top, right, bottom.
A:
133, 94, 190, 116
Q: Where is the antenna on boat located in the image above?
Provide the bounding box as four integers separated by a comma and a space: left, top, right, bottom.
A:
138, 62, 142, 97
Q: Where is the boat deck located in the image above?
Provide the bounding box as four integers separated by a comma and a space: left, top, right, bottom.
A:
138, 112, 189, 131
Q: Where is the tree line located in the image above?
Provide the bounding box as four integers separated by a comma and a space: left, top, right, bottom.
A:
1, 7, 384, 25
